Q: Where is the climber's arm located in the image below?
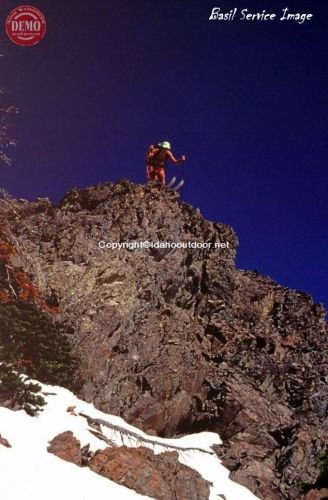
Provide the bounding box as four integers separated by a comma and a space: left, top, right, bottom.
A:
166, 151, 186, 165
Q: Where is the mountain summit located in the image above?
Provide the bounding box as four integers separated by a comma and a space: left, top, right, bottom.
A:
0, 180, 327, 499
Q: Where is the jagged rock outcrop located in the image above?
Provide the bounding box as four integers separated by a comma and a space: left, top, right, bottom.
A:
47, 431, 211, 499
89, 447, 211, 500
0, 180, 327, 499
47, 431, 82, 465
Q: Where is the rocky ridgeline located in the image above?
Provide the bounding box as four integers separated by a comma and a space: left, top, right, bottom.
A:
0, 180, 327, 499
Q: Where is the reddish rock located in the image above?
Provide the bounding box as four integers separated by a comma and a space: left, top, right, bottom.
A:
305, 489, 328, 500
47, 431, 82, 465
0, 433, 11, 448
66, 405, 77, 415
89, 446, 210, 499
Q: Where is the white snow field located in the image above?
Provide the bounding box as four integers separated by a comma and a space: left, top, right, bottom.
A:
0, 381, 258, 500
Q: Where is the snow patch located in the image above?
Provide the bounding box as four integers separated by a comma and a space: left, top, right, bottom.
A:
0, 381, 258, 500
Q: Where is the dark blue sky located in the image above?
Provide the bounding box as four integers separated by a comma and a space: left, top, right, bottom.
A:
1, 0, 327, 308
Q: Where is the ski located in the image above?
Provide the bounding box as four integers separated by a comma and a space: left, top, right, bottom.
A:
166, 176, 176, 188
173, 179, 184, 191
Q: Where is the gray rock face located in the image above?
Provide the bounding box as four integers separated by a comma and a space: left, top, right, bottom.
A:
1, 180, 327, 499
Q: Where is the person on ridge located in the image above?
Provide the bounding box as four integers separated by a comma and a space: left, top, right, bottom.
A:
145, 141, 185, 186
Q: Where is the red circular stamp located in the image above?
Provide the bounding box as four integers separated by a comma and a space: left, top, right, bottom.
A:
6, 5, 46, 46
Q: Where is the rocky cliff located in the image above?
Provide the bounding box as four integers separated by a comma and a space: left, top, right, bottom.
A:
0, 180, 327, 499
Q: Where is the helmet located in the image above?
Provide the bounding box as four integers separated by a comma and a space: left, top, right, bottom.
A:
160, 141, 171, 150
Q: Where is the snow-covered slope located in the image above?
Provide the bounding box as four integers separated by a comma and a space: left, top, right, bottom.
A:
0, 381, 258, 500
